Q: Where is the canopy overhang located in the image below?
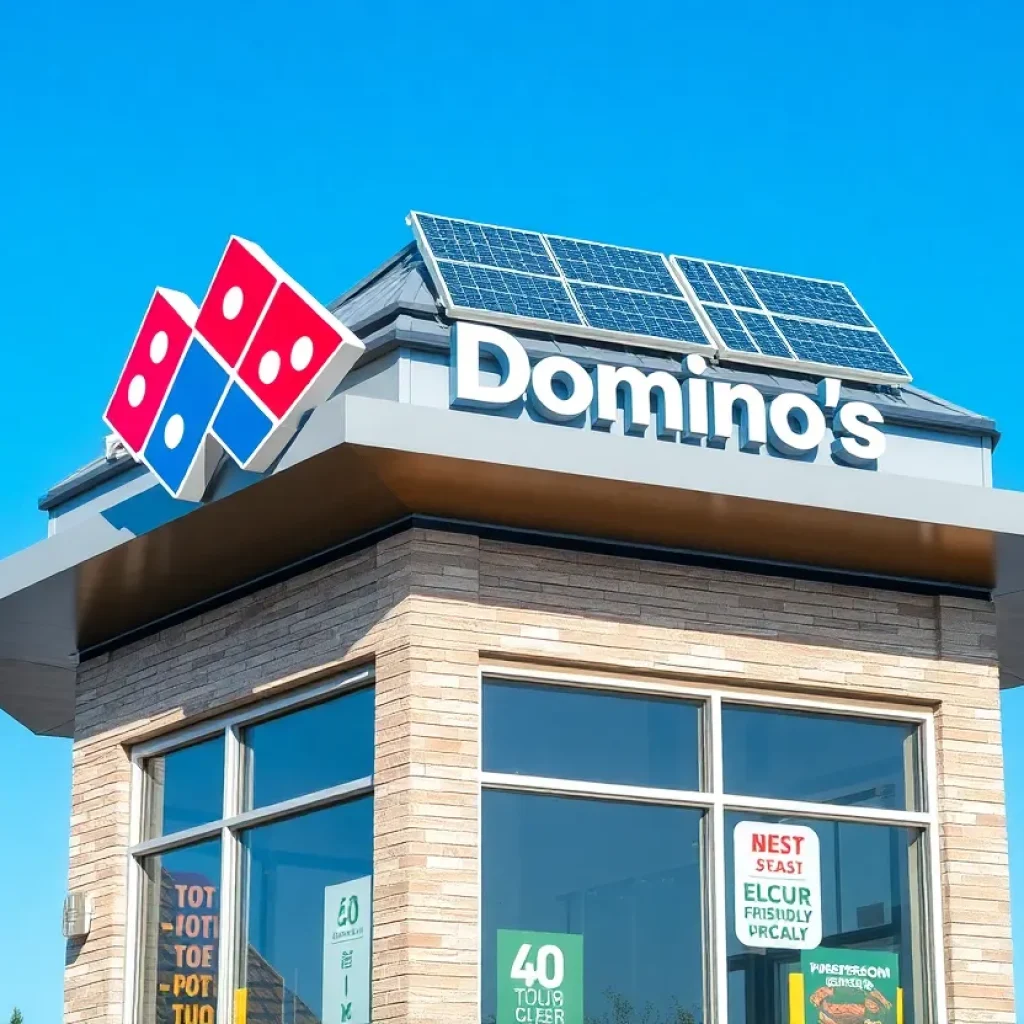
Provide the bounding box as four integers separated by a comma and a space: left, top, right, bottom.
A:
5, 391, 1024, 738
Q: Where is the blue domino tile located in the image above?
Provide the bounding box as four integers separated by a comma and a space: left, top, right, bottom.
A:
143, 340, 229, 496
213, 381, 275, 466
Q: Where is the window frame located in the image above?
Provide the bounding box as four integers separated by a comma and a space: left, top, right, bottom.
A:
121, 665, 374, 1024
478, 666, 945, 1024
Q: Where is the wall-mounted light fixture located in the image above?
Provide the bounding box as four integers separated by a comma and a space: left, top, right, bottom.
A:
62, 892, 93, 939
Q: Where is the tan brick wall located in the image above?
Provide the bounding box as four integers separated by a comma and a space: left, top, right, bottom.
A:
65, 529, 1014, 1024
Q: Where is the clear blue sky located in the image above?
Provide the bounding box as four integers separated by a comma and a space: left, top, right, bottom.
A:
1, 0, 1022, 1017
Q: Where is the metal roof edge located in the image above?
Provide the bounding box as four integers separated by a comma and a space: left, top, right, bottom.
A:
38, 455, 141, 512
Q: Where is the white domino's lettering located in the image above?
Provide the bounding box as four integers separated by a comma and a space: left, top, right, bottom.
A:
450, 321, 886, 467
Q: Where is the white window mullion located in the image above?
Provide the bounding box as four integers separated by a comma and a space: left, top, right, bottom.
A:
217, 725, 242, 1024
217, 823, 238, 1024
709, 693, 729, 1024
923, 714, 948, 1024
720, 793, 930, 829
480, 772, 712, 808
121, 755, 146, 1024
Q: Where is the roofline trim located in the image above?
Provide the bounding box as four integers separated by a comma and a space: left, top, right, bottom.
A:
77, 513, 991, 662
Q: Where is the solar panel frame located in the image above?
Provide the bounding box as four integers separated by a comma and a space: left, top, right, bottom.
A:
409, 213, 911, 384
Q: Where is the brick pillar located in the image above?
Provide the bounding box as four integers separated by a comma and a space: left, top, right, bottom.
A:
64, 655, 134, 1024
934, 595, 1015, 1024
372, 530, 481, 1024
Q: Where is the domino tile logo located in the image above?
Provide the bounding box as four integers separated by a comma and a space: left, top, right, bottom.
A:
103, 237, 365, 500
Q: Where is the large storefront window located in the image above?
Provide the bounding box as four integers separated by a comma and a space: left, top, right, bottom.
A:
130, 669, 374, 1024
482, 791, 706, 1024
481, 676, 937, 1024
724, 814, 927, 1024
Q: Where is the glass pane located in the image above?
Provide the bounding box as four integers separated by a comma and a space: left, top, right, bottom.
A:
725, 812, 928, 1024
146, 735, 225, 837
239, 797, 373, 1021
482, 790, 706, 1024
243, 687, 374, 809
483, 680, 702, 790
138, 838, 222, 1024
722, 705, 920, 811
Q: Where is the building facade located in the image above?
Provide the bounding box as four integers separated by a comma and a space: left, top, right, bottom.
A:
1, 219, 1023, 1024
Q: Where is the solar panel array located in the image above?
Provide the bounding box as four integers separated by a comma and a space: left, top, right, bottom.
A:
410, 212, 910, 381
670, 256, 905, 377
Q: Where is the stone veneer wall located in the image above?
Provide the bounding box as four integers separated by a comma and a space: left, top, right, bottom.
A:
65, 529, 1013, 1024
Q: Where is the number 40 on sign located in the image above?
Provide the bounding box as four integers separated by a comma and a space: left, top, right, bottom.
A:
497, 930, 583, 1024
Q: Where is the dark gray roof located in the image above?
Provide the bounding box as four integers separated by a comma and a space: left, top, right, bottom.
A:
40, 245, 997, 512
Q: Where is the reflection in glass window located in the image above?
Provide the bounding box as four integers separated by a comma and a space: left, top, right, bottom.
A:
239, 797, 373, 1021
482, 790, 706, 1024
146, 736, 225, 838
138, 838, 222, 1024
483, 680, 702, 790
724, 812, 927, 1024
243, 687, 374, 809
722, 706, 920, 810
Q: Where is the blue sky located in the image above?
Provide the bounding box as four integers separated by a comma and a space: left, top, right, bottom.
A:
1, 0, 1022, 1017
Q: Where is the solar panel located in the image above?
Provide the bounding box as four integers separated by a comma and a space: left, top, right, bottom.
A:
675, 258, 726, 304
438, 262, 581, 325
743, 269, 870, 327
772, 317, 905, 376
672, 255, 908, 379
572, 284, 710, 345
417, 214, 555, 275
737, 311, 793, 359
703, 305, 757, 353
410, 212, 911, 381
547, 237, 678, 295
707, 263, 761, 309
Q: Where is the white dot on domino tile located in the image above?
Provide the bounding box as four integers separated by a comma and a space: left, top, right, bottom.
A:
127, 375, 146, 408
164, 414, 185, 450
222, 286, 244, 321
258, 350, 281, 385
291, 336, 313, 371
149, 330, 169, 364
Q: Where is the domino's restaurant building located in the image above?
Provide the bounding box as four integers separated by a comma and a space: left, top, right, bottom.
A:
2, 213, 1023, 1024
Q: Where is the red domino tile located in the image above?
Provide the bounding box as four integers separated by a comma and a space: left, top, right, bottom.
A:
104, 290, 194, 453
195, 237, 277, 368
237, 282, 347, 420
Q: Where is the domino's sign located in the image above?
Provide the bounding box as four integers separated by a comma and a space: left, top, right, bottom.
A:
104, 237, 364, 500
450, 322, 886, 466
